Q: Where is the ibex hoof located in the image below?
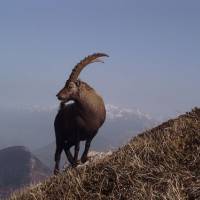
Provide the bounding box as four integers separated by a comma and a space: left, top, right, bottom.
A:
72, 162, 78, 167
81, 156, 88, 163
72, 160, 81, 167
54, 169, 60, 175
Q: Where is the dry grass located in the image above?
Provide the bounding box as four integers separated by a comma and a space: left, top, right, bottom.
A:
10, 108, 200, 200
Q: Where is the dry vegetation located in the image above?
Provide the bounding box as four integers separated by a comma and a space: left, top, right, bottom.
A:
10, 108, 200, 200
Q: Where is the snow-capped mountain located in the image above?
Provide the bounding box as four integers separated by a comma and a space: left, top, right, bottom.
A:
0, 104, 157, 162
18, 103, 153, 120
106, 104, 152, 120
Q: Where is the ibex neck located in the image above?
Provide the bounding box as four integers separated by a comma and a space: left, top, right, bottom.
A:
73, 86, 105, 118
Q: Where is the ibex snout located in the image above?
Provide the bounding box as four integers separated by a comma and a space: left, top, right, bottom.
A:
56, 93, 66, 101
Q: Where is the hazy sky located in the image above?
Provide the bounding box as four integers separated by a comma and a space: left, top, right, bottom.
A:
0, 0, 200, 119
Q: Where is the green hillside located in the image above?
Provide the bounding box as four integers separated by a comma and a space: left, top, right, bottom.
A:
11, 108, 200, 200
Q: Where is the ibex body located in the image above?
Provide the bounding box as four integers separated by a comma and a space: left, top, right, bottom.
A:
54, 53, 108, 174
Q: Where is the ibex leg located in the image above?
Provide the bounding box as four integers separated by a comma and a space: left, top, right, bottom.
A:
81, 138, 93, 163
73, 141, 80, 166
63, 142, 74, 165
54, 144, 63, 175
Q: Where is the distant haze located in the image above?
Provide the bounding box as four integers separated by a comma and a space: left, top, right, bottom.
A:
0, 104, 156, 151
0, 0, 199, 119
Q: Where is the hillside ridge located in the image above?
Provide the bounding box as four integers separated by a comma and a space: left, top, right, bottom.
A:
0, 146, 51, 199
11, 108, 200, 200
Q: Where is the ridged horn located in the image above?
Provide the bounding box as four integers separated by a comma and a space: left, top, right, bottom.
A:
67, 53, 109, 84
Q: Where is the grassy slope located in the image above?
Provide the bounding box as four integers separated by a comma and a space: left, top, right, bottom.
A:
11, 108, 200, 200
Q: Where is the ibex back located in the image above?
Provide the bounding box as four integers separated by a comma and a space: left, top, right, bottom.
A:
54, 53, 108, 174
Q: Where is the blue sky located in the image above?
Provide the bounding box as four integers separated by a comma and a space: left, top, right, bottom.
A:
0, 0, 200, 119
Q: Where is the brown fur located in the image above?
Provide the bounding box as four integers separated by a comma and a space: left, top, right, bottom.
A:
54, 53, 108, 174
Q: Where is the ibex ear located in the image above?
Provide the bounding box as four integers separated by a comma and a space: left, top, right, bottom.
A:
75, 80, 81, 87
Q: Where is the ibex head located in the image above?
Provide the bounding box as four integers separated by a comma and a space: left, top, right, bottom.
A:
56, 53, 109, 102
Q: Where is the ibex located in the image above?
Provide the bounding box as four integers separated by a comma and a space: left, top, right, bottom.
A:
54, 53, 108, 174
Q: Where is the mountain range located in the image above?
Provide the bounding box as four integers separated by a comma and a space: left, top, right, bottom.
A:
0, 104, 157, 169
0, 146, 50, 199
